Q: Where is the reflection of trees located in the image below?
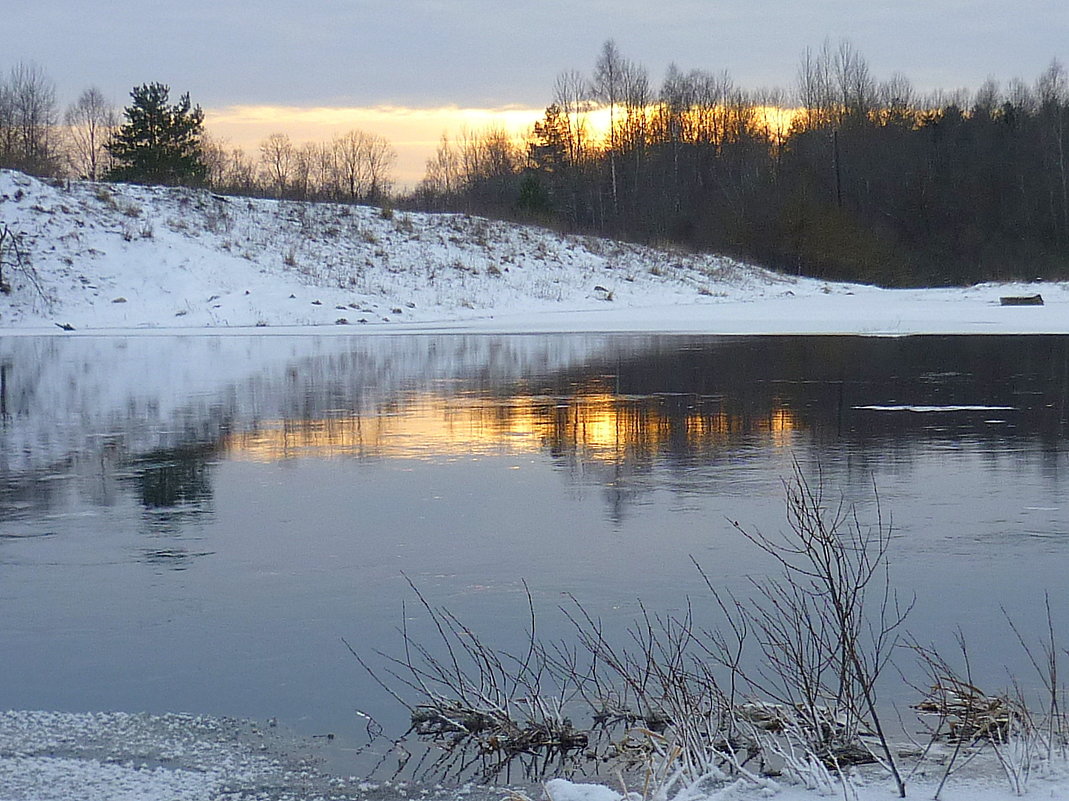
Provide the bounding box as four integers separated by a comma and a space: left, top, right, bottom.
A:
135, 448, 214, 508
482, 335, 1069, 508
127, 441, 220, 570
0, 461, 73, 520
5, 334, 1069, 537
0, 360, 9, 422
131, 441, 219, 513
226, 391, 802, 464
222, 336, 1069, 515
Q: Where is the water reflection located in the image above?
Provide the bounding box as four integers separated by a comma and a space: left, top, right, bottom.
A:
2, 334, 1069, 534
2, 333, 1069, 766
225, 390, 803, 464
134, 442, 218, 511
0, 360, 10, 422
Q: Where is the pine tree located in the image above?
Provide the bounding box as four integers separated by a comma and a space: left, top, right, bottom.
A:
105, 83, 207, 186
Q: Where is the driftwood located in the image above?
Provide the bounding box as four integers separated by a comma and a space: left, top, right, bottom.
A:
914, 680, 1018, 742
1000, 294, 1044, 306
737, 702, 878, 767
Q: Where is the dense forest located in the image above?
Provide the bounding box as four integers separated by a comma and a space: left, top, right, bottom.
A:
413, 41, 1069, 287
2, 41, 1067, 286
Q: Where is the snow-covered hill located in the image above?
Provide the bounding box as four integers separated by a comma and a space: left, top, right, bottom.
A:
0, 169, 788, 331
5, 168, 1069, 335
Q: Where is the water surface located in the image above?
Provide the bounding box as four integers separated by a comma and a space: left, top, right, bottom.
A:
2, 333, 1068, 770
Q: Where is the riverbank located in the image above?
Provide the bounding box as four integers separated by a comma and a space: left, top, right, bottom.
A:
3, 169, 1068, 337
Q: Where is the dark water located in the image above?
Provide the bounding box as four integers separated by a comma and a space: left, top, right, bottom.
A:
2, 334, 1069, 771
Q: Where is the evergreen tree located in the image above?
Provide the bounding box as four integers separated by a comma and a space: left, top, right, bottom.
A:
105, 83, 207, 186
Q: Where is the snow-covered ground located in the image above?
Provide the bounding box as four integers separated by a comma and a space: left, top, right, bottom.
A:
3, 709, 1069, 801
2, 168, 1068, 336
4, 169, 1069, 800
0, 710, 488, 801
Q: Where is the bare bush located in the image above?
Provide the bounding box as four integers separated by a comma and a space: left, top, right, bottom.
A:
910, 601, 1069, 798
353, 467, 916, 798
0, 223, 49, 307
347, 577, 588, 783
726, 465, 912, 796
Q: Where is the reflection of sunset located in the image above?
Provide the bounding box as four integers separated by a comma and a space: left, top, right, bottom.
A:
225, 390, 802, 463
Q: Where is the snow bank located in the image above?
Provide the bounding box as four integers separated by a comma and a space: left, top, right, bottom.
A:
539, 765, 1069, 801
3, 169, 1068, 335
0, 169, 775, 332
5, 710, 1064, 801
0, 710, 353, 801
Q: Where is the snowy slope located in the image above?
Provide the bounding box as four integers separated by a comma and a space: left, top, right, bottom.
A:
0, 169, 783, 331
4, 168, 1069, 335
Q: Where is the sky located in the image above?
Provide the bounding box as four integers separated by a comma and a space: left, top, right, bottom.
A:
8, 1, 1068, 186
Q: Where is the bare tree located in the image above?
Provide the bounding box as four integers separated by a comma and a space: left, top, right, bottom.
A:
331, 129, 396, 202
211, 144, 258, 196
290, 141, 318, 200
971, 77, 1002, 120
656, 63, 690, 145
1035, 59, 1069, 242
0, 62, 60, 175
1007, 77, 1037, 114
795, 40, 875, 129
552, 69, 591, 167
878, 72, 917, 125
64, 86, 116, 180
362, 131, 396, 201
419, 134, 463, 200
797, 44, 836, 130
691, 69, 735, 147
593, 39, 627, 213
333, 130, 365, 201
310, 141, 340, 200
259, 132, 294, 198
621, 58, 651, 197
832, 40, 876, 124
0, 78, 12, 164
199, 133, 231, 189
461, 127, 520, 179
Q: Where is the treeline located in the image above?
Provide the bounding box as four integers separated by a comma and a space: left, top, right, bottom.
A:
211, 130, 395, 203
5, 46, 1068, 287
0, 63, 396, 203
411, 41, 1069, 287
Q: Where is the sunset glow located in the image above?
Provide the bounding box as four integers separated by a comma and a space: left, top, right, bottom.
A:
206, 103, 547, 188
224, 390, 802, 463
205, 102, 800, 189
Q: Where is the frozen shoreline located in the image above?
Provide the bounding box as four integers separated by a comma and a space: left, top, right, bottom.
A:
4, 284, 1069, 338
0, 710, 366, 801
3, 709, 1069, 801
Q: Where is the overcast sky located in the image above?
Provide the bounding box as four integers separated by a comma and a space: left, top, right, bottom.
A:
9, 1, 1068, 184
